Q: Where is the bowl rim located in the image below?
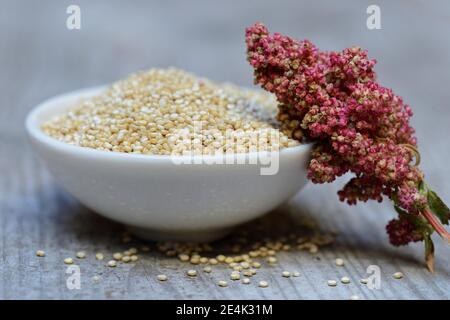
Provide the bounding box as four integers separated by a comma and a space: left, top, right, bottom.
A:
25, 86, 312, 163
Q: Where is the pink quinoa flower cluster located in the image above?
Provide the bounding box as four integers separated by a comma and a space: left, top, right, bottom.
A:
246, 23, 450, 271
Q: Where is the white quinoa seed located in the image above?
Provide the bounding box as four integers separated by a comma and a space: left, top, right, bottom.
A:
121, 256, 131, 263
242, 278, 251, 285
179, 254, 190, 262
225, 257, 234, 264
187, 269, 197, 277
243, 270, 253, 277
360, 278, 369, 284
335, 258, 345, 266
130, 255, 139, 262
230, 272, 240, 281
341, 276, 351, 284
218, 280, 228, 287
157, 274, 168, 281
113, 253, 123, 260
107, 260, 117, 267
76, 251, 86, 259
267, 250, 276, 256
267, 257, 277, 264
92, 276, 101, 282
36, 250, 45, 257
259, 281, 269, 288
327, 280, 337, 287
282, 271, 291, 278
309, 244, 319, 254
393, 272, 404, 279
95, 252, 104, 260
203, 266, 212, 273
64, 258, 73, 265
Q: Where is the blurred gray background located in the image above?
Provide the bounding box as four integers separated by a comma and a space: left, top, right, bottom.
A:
1, 0, 450, 299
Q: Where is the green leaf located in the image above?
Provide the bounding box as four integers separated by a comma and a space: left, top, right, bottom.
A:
427, 190, 450, 225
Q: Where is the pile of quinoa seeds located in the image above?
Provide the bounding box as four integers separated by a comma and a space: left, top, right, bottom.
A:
42, 68, 299, 155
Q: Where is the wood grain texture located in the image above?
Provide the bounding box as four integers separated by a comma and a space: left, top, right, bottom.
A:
1, 0, 450, 299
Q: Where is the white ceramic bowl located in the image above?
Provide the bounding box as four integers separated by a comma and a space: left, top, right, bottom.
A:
25, 87, 312, 242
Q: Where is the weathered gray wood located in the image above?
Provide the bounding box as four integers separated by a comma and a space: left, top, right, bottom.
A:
1, 0, 450, 299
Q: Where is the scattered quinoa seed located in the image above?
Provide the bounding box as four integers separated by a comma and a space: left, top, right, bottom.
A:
308, 244, 319, 254
218, 280, 228, 287
36, 250, 45, 257
259, 281, 269, 288
335, 258, 345, 266
203, 266, 212, 273
113, 253, 123, 260
64, 258, 73, 265
327, 280, 337, 287
76, 251, 86, 259
242, 278, 251, 284
157, 274, 168, 281
130, 255, 139, 262
282, 271, 291, 278
121, 256, 131, 263
225, 257, 234, 264
230, 272, 240, 281
243, 270, 253, 277
393, 272, 404, 279
179, 254, 190, 262
107, 260, 117, 267
267, 257, 277, 264
95, 252, 104, 260
341, 276, 351, 284
187, 269, 197, 277
360, 278, 369, 285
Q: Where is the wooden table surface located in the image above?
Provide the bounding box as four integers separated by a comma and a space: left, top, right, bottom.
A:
1, 0, 450, 299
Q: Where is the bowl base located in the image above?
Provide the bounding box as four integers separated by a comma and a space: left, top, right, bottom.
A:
127, 226, 233, 242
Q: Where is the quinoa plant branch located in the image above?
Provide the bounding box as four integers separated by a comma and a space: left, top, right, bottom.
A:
245, 22, 450, 271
